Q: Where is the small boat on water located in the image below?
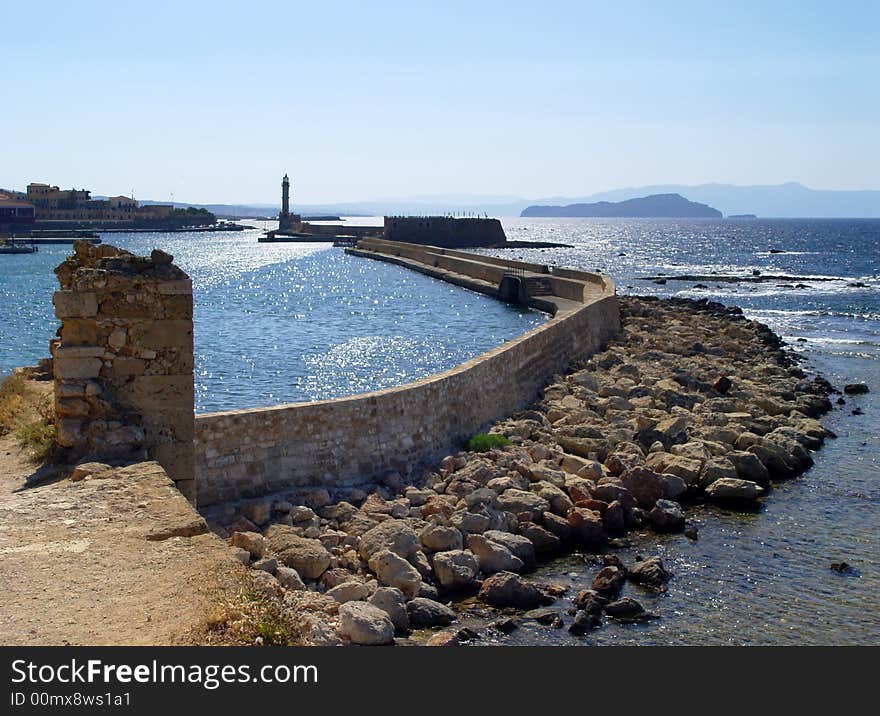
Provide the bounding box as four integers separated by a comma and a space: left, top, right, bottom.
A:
0, 237, 38, 254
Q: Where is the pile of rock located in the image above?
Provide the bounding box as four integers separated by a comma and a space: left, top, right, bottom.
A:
215, 296, 835, 645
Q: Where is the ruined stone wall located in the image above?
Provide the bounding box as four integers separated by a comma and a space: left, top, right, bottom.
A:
194, 246, 619, 506
52, 242, 196, 501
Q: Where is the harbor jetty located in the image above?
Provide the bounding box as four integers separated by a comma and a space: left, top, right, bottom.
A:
260, 173, 571, 248
210, 293, 834, 645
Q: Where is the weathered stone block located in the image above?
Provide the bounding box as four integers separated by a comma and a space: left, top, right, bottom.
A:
60, 319, 99, 346
112, 357, 146, 377
53, 291, 97, 319
54, 357, 102, 380
158, 280, 193, 295
56, 397, 91, 419
56, 382, 86, 398
139, 321, 193, 350
56, 418, 83, 447
55, 346, 105, 359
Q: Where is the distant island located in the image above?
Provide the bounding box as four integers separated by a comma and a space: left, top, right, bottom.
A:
726, 214, 758, 219
521, 193, 723, 218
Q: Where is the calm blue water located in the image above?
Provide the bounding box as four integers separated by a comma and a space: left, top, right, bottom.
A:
0, 221, 545, 413
2, 217, 878, 643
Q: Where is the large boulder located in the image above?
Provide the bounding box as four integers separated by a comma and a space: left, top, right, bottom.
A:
358, 520, 420, 561
467, 534, 524, 574
275, 566, 306, 591
605, 597, 657, 622
450, 509, 491, 534
660, 473, 688, 500
620, 467, 664, 508
567, 507, 604, 543
338, 602, 395, 645
368, 587, 410, 635
655, 416, 688, 439
540, 512, 572, 544
483, 530, 536, 569
747, 442, 798, 478
728, 450, 770, 485
601, 500, 626, 534
646, 453, 703, 485
477, 571, 553, 609
325, 581, 374, 604
497, 489, 550, 521
368, 549, 422, 599
627, 556, 671, 590
420, 524, 463, 553
705, 478, 765, 502
265, 526, 331, 579
406, 598, 456, 628
531, 482, 573, 516
592, 483, 636, 509
591, 565, 625, 597
230, 531, 266, 559
699, 457, 739, 488
432, 550, 480, 590
518, 521, 562, 553
646, 499, 686, 532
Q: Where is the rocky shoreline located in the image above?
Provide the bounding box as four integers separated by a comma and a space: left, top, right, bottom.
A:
208, 295, 840, 645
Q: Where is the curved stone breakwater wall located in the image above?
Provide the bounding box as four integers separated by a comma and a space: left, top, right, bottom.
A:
194, 240, 620, 506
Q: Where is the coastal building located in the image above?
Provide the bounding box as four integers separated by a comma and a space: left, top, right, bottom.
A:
23, 183, 91, 210
0, 196, 36, 230
0, 181, 209, 229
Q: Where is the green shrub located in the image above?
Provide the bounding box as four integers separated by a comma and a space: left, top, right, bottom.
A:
466, 433, 511, 453
0, 373, 28, 435
15, 419, 59, 464
203, 585, 309, 646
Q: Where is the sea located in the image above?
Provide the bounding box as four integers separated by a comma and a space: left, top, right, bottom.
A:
1, 216, 877, 645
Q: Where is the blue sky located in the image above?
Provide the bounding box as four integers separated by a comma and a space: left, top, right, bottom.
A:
2, 1, 878, 204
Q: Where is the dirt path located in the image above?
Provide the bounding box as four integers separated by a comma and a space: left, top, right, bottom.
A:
0, 435, 244, 645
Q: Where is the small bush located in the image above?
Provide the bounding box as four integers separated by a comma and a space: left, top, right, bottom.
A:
0, 373, 28, 435
0, 373, 60, 462
466, 433, 511, 453
15, 420, 59, 463
203, 587, 309, 646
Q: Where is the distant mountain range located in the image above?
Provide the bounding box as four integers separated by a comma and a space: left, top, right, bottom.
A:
521, 193, 722, 218
137, 182, 880, 219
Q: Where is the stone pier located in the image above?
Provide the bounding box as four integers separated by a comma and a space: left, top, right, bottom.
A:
51, 241, 196, 501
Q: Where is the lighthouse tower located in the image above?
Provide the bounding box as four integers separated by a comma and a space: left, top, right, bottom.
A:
278, 173, 300, 232
281, 173, 290, 220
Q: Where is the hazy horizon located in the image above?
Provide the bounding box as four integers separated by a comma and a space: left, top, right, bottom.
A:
3, 1, 878, 205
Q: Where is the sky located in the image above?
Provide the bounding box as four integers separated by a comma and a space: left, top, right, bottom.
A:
2, 0, 878, 204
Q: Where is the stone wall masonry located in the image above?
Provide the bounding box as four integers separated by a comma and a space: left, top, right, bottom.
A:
194, 240, 620, 506
51, 241, 196, 501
